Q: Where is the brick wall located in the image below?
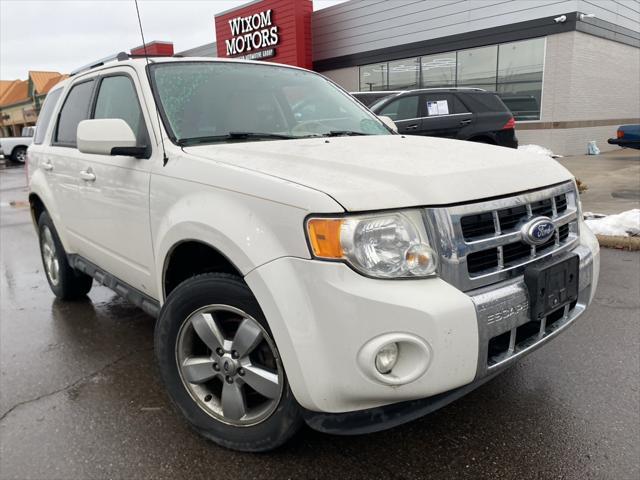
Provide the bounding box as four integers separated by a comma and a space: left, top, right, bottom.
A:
541, 31, 640, 123
521, 31, 640, 155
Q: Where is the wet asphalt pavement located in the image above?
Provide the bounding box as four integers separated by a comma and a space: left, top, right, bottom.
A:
1, 163, 639, 480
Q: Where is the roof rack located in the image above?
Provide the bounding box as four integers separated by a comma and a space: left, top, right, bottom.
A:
405, 87, 487, 92
70, 54, 115, 76
70, 51, 162, 76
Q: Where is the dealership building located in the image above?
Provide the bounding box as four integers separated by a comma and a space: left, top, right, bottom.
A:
175, 1, 637, 155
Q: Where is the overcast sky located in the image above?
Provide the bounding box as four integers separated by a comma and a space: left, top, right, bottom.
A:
0, 0, 348, 80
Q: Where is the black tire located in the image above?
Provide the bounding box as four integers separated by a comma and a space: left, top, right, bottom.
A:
38, 211, 93, 300
155, 273, 303, 452
11, 146, 27, 163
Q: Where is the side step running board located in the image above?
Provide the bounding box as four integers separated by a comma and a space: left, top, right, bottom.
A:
68, 254, 161, 318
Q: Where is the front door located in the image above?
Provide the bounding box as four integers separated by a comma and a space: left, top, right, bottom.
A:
376, 94, 421, 134
74, 70, 156, 296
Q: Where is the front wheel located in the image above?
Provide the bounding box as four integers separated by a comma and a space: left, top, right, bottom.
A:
155, 273, 303, 452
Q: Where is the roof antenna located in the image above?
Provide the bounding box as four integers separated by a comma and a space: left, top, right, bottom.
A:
134, 0, 169, 166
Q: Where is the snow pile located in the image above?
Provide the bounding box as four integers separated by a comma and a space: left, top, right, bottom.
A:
518, 144, 561, 158
584, 209, 640, 237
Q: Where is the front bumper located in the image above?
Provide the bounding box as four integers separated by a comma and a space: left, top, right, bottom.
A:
245, 226, 599, 426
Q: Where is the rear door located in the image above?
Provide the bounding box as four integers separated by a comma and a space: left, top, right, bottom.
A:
418, 93, 473, 139
461, 92, 513, 136
375, 94, 421, 134
74, 69, 155, 293
47, 78, 97, 252
28, 87, 64, 231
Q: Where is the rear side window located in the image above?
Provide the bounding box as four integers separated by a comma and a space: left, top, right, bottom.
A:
449, 95, 470, 114
378, 95, 419, 121
93, 76, 147, 146
55, 80, 95, 146
420, 93, 469, 116
462, 93, 510, 113
33, 89, 62, 145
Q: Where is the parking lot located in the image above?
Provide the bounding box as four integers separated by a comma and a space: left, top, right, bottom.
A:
1, 162, 638, 480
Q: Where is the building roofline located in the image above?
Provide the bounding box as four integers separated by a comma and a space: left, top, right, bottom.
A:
314, 12, 639, 71
0, 98, 34, 109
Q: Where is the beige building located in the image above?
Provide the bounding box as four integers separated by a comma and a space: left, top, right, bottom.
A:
0, 71, 68, 137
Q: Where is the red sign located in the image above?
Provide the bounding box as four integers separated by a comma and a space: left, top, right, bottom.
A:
215, 0, 312, 69
130, 41, 174, 57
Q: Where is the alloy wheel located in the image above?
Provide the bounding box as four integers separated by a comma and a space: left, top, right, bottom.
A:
175, 304, 283, 426
41, 226, 60, 286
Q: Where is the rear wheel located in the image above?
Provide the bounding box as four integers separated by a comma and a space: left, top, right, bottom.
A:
38, 211, 93, 299
11, 146, 27, 163
155, 273, 303, 452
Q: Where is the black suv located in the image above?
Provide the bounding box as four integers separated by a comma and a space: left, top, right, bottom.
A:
368, 88, 518, 148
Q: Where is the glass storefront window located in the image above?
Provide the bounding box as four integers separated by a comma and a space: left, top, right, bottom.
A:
456, 45, 498, 90
497, 38, 545, 120
357, 37, 545, 119
359, 63, 388, 91
421, 53, 456, 88
388, 58, 420, 90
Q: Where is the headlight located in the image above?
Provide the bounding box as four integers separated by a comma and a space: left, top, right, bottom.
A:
306, 211, 437, 278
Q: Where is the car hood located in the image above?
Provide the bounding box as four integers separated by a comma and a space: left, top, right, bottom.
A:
183, 135, 573, 211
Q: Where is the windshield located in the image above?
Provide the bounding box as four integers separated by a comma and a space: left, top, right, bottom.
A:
149, 62, 391, 145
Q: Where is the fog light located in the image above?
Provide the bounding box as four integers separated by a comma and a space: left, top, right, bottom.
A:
375, 343, 399, 374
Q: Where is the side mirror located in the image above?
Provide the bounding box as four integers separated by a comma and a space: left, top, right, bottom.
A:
77, 119, 146, 157
378, 115, 398, 133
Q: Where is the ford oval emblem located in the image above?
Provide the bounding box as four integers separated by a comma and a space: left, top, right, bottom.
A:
522, 217, 556, 245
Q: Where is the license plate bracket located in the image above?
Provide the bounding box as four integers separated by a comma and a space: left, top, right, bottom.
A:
524, 254, 579, 321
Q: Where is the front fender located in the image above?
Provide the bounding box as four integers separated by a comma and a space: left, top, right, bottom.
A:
151, 185, 337, 303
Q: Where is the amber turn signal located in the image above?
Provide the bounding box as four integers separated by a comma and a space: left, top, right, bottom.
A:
307, 218, 344, 259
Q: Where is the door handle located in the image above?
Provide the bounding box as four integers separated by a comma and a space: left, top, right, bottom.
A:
79, 169, 96, 182
406, 125, 419, 130
459, 119, 472, 126
42, 161, 53, 171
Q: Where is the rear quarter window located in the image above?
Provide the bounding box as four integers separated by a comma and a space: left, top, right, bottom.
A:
462, 92, 510, 113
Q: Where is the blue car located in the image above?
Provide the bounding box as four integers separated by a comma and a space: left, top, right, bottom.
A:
608, 124, 640, 149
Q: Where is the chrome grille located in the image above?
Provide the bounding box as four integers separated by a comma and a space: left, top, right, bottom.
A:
424, 182, 580, 291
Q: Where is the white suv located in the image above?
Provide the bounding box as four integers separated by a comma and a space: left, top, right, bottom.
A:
28, 56, 600, 451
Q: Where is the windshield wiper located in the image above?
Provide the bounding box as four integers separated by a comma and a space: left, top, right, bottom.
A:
323, 130, 370, 137
228, 132, 298, 140
178, 132, 297, 146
